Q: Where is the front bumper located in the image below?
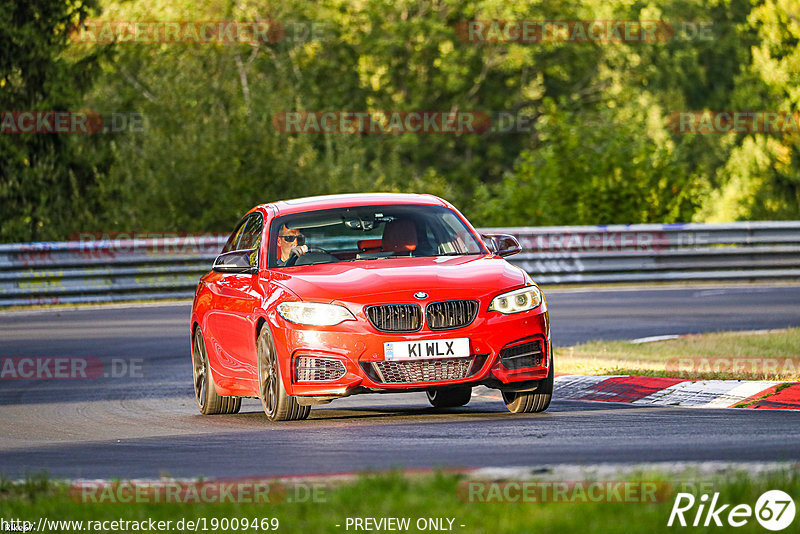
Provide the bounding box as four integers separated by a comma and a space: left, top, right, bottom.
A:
269, 307, 550, 397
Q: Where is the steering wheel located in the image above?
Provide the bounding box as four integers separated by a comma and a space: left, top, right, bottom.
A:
284, 246, 331, 267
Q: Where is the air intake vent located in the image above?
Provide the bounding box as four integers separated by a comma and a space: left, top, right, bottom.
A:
499, 340, 544, 370
370, 357, 474, 384
294, 356, 346, 382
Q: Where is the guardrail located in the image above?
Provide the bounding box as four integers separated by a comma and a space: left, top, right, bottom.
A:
485, 221, 800, 284
0, 235, 225, 307
1, 222, 799, 306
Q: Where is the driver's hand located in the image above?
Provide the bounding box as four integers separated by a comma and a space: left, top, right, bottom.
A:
290, 245, 308, 256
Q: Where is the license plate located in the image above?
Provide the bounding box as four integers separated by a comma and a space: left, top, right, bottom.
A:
384, 338, 470, 361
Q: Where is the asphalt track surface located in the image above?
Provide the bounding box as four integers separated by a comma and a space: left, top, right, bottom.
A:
1, 284, 799, 479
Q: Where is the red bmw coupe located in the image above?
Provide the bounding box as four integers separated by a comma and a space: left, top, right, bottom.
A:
190, 193, 552, 421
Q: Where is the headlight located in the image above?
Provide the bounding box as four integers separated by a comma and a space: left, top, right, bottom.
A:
277, 302, 356, 326
488, 286, 542, 314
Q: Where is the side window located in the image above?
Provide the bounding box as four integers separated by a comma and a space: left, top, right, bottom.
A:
220, 212, 263, 255
221, 219, 247, 254
237, 213, 263, 251
267, 219, 282, 267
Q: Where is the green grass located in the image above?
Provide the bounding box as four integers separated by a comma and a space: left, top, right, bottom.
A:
1, 470, 798, 533
557, 328, 800, 381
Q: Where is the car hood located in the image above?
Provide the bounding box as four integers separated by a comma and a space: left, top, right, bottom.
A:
271, 255, 529, 304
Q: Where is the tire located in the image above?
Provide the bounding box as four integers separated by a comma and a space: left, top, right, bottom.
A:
501, 359, 553, 414
257, 326, 310, 421
192, 326, 241, 415
426, 386, 472, 408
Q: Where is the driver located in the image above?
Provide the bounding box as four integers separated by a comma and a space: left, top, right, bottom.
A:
276, 224, 308, 266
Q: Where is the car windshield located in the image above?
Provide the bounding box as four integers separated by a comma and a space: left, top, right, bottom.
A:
269, 204, 486, 268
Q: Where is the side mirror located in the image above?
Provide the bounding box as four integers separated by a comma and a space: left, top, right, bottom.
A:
212, 249, 258, 274
482, 234, 521, 257
481, 235, 497, 253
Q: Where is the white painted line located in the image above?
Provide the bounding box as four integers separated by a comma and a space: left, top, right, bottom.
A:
468, 461, 800, 481
629, 334, 681, 344
17, 461, 797, 485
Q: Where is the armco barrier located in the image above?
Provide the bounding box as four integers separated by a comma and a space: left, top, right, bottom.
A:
0, 235, 226, 307
485, 221, 800, 284
0, 222, 799, 306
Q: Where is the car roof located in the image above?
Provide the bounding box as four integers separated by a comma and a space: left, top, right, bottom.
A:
255, 193, 449, 217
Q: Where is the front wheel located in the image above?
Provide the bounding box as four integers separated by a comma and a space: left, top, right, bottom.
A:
501, 360, 553, 414
192, 327, 241, 415
426, 386, 472, 408
257, 326, 310, 421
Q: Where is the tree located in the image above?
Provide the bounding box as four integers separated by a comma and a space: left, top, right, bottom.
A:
0, 0, 110, 242
697, 0, 800, 221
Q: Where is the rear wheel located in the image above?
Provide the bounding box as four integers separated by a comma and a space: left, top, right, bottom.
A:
257, 326, 310, 421
501, 360, 553, 414
426, 386, 472, 408
192, 327, 241, 415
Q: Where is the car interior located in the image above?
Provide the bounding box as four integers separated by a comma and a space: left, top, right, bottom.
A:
270, 206, 483, 267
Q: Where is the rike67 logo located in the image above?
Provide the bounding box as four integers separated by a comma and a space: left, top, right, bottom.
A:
668, 490, 795, 531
